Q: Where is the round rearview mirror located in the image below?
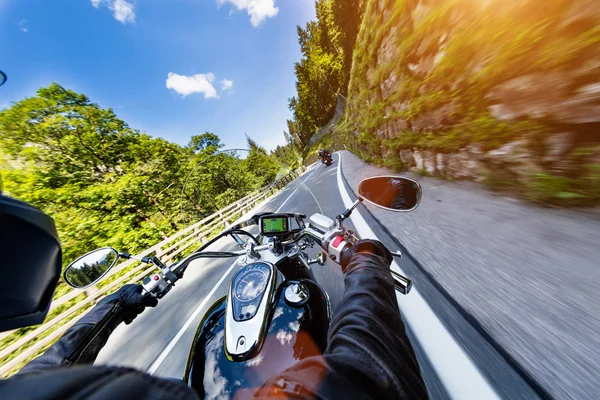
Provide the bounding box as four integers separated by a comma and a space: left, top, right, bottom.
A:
358, 176, 422, 212
64, 247, 119, 289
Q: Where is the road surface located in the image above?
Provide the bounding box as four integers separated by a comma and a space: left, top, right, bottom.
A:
97, 151, 600, 399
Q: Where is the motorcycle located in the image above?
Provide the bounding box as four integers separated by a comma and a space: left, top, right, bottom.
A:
63, 152, 422, 398
320, 152, 333, 166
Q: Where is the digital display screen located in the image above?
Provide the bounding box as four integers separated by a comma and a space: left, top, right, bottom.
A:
261, 217, 288, 234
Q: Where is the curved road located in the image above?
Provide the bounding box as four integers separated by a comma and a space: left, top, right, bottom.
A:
97, 151, 599, 399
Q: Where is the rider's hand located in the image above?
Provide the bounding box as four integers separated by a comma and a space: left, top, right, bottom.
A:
340, 239, 393, 272
98, 284, 158, 325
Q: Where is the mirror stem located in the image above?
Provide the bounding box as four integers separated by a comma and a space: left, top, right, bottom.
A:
346, 198, 363, 216
336, 198, 363, 228
119, 252, 151, 264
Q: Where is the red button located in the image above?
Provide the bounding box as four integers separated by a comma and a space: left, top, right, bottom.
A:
332, 236, 344, 248
153, 275, 159, 281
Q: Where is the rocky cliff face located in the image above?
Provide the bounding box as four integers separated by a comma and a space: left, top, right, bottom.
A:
342, 0, 600, 205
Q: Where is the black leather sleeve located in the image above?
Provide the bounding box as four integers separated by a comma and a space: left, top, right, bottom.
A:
17, 300, 124, 374
2, 366, 198, 400
257, 252, 429, 399
18, 284, 157, 374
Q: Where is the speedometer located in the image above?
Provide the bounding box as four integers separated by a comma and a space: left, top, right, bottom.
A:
234, 269, 268, 302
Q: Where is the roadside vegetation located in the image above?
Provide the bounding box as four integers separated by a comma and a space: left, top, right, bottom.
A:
0, 83, 301, 365
290, 0, 600, 207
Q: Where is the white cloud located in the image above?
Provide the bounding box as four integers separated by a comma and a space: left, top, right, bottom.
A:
166, 72, 219, 98
18, 19, 27, 33
220, 79, 234, 91
218, 0, 279, 27
91, 0, 135, 24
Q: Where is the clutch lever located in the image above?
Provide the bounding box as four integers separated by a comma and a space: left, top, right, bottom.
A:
389, 250, 411, 294
391, 270, 412, 294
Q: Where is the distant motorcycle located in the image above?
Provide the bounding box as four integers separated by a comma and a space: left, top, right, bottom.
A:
319, 150, 333, 166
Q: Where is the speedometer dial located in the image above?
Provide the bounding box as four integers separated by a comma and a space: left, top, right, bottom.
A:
234, 269, 268, 302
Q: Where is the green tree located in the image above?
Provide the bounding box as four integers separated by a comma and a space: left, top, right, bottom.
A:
244, 135, 281, 186
287, 0, 364, 148
0, 84, 283, 268
187, 132, 222, 154
331, 0, 365, 93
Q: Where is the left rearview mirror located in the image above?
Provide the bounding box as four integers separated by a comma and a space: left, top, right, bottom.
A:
358, 176, 422, 212
64, 247, 119, 288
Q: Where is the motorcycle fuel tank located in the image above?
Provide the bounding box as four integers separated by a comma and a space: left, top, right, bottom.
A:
184, 279, 329, 398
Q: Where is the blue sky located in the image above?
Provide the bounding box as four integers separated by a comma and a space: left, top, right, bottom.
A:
0, 0, 315, 150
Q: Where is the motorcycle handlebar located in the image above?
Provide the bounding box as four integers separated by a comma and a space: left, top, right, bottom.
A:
148, 225, 410, 299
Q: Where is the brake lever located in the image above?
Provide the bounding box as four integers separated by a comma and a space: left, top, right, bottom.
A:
391, 270, 412, 294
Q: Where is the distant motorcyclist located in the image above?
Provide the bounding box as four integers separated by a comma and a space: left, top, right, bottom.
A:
318, 148, 331, 158
318, 148, 333, 166
0, 194, 428, 399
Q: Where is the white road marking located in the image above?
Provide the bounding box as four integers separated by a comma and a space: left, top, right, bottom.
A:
304, 184, 323, 214
147, 259, 238, 374
302, 164, 320, 182
335, 152, 500, 400
276, 188, 299, 212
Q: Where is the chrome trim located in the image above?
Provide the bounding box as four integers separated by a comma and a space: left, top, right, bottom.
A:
357, 175, 422, 212
284, 283, 309, 306
391, 270, 412, 295
280, 227, 325, 247
287, 244, 300, 258
225, 261, 276, 359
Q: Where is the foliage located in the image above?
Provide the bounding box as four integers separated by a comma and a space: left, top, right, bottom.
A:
319, 0, 600, 206
345, 0, 599, 154
287, 0, 365, 148
523, 164, 600, 206
244, 135, 281, 186
0, 84, 285, 283
271, 143, 301, 170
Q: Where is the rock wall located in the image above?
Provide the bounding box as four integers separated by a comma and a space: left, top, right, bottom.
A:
342, 0, 600, 204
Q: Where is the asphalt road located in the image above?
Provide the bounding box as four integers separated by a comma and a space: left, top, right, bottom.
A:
97, 151, 600, 399
338, 150, 600, 400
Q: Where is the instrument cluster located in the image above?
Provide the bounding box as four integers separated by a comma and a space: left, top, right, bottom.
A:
231, 262, 271, 321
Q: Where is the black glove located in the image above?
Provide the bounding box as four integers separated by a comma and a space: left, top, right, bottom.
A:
98, 284, 158, 325
340, 239, 393, 272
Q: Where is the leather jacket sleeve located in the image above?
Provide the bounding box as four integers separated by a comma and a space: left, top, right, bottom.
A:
257, 252, 429, 399
18, 300, 123, 374
18, 284, 156, 375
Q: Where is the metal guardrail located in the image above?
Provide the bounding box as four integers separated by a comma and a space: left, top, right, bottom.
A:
0, 166, 305, 377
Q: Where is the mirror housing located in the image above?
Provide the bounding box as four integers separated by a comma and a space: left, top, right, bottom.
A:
64, 247, 120, 289
358, 176, 422, 212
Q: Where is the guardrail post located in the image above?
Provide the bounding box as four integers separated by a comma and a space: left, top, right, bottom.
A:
219, 210, 229, 229
84, 285, 100, 301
